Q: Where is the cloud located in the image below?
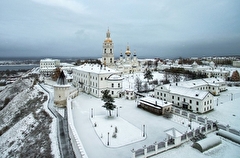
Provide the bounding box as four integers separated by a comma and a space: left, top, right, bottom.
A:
32, 0, 88, 14
0, 0, 240, 58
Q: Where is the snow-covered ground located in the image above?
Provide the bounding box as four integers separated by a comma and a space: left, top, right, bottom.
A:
70, 72, 240, 158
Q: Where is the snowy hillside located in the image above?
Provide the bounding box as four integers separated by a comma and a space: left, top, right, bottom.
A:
0, 76, 56, 157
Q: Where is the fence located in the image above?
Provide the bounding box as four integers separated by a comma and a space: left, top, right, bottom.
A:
171, 107, 240, 136
132, 107, 240, 158
132, 121, 216, 158
67, 90, 88, 158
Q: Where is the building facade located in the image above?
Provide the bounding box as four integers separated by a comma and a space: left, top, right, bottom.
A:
72, 64, 123, 98
40, 58, 60, 76
154, 84, 214, 114
173, 78, 227, 96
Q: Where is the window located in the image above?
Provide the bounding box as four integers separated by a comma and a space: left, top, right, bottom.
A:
196, 101, 199, 105
112, 83, 114, 88
110, 58, 112, 63
190, 100, 192, 104
110, 49, 112, 53
112, 91, 114, 95
157, 92, 159, 95
118, 83, 120, 88
104, 49, 106, 53
172, 96, 174, 99
178, 97, 180, 101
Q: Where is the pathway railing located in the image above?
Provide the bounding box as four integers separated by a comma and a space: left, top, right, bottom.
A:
131, 107, 240, 158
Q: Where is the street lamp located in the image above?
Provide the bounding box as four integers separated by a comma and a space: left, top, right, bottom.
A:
143, 124, 146, 137
107, 132, 110, 146
189, 118, 192, 130
116, 107, 118, 117
91, 108, 93, 118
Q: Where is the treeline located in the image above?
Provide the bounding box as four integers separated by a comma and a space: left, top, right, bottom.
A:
74, 59, 102, 66
163, 67, 207, 82
0, 69, 28, 77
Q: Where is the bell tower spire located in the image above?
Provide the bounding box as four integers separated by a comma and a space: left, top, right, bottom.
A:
102, 28, 114, 67
106, 27, 110, 38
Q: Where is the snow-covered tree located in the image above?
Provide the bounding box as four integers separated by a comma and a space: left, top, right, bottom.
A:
101, 89, 116, 117
144, 69, 153, 83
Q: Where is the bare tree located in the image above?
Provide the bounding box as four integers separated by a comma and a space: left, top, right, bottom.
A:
134, 77, 142, 92
231, 70, 240, 81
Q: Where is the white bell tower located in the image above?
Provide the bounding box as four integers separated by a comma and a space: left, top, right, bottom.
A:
102, 28, 114, 67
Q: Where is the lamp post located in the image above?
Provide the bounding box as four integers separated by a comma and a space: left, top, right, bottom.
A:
91, 108, 93, 118
116, 107, 118, 117
107, 132, 110, 146
143, 124, 146, 137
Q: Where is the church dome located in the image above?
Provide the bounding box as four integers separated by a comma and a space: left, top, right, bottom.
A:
125, 45, 131, 56
104, 28, 112, 43
104, 38, 112, 43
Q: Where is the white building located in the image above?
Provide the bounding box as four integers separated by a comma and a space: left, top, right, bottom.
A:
233, 61, 240, 68
174, 78, 227, 96
72, 64, 123, 98
154, 84, 214, 114
115, 45, 140, 74
205, 68, 230, 80
40, 58, 60, 76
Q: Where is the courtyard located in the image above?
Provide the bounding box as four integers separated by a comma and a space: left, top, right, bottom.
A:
71, 86, 240, 158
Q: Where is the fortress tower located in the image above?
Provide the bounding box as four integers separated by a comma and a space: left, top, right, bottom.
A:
54, 71, 70, 107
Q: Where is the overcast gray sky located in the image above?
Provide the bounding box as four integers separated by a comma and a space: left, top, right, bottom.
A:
0, 0, 240, 59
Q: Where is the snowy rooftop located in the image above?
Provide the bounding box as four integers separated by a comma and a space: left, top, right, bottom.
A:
107, 74, 123, 81
73, 64, 118, 74
171, 78, 225, 89
156, 85, 209, 100
164, 128, 183, 138
140, 96, 172, 108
